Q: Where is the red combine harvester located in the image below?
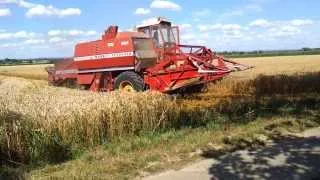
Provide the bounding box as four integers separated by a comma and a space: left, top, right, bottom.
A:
47, 17, 252, 93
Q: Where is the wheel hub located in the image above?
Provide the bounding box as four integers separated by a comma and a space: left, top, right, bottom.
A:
119, 81, 135, 92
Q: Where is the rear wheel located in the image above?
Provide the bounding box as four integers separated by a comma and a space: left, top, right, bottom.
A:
114, 71, 145, 92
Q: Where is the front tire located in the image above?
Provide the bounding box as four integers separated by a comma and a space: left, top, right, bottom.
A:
114, 71, 145, 92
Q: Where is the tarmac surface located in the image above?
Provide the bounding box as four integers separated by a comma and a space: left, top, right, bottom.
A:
144, 127, 320, 180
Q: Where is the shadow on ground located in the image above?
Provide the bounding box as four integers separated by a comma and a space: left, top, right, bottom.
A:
204, 135, 320, 180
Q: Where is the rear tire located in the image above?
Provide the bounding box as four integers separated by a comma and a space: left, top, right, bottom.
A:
114, 71, 145, 92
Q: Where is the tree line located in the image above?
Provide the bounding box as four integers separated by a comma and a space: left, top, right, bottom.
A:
0, 58, 66, 66
219, 47, 320, 58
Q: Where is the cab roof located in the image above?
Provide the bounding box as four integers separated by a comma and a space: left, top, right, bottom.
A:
136, 17, 171, 29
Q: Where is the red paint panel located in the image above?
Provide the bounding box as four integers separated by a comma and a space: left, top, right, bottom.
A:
73, 31, 137, 71
77, 74, 95, 85
76, 56, 135, 70
145, 69, 201, 92
54, 58, 77, 71
74, 34, 135, 58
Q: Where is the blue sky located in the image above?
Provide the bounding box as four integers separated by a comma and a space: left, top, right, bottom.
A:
0, 0, 319, 58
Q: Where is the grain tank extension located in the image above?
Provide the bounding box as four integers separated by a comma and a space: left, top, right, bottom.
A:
47, 17, 252, 93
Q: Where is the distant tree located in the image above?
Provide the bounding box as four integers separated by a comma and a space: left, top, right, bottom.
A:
302, 47, 311, 51
4, 58, 10, 63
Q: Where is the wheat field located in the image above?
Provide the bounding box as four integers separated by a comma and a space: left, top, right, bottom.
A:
0, 55, 320, 165
180, 55, 320, 108
0, 64, 52, 80
0, 76, 185, 163
233, 55, 320, 78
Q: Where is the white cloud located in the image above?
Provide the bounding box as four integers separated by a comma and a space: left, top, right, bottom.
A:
291, 19, 313, 26
24, 39, 45, 45
200, 32, 210, 38
181, 34, 208, 46
197, 25, 208, 32
0, 0, 16, 4
198, 24, 221, 32
0, 30, 37, 40
48, 30, 61, 36
0, 38, 45, 48
0, 28, 97, 51
1, 0, 81, 18
197, 23, 244, 40
249, 19, 272, 28
17, 0, 35, 8
249, 18, 314, 30
198, 23, 241, 32
248, 19, 313, 39
245, 4, 263, 12
49, 37, 65, 43
68, 30, 84, 36
14, 31, 28, 38
221, 3, 262, 19
269, 25, 301, 37
0, 42, 20, 48
222, 10, 244, 18
69, 30, 97, 36
58, 8, 81, 17
0, 0, 36, 8
134, 8, 151, 15
222, 24, 241, 31
86, 30, 97, 36
180, 23, 192, 30
0, 33, 12, 40
192, 9, 211, 17
181, 33, 196, 40
26, 5, 81, 18
0, 8, 11, 16
48, 29, 97, 37
224, 30, 243, 39
195, 39, 207, 45
150, 0, 181, 11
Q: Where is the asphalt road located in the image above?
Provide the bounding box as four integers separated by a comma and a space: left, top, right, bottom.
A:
144, 127, 320, 180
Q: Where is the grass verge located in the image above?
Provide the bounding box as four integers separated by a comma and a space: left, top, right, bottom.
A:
27, 115, 319, 180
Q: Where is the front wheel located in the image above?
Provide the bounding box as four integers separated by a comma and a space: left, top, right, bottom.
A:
114, 71, 145, 92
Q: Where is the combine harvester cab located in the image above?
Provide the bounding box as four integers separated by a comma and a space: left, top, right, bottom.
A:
47, 17, 252, 93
